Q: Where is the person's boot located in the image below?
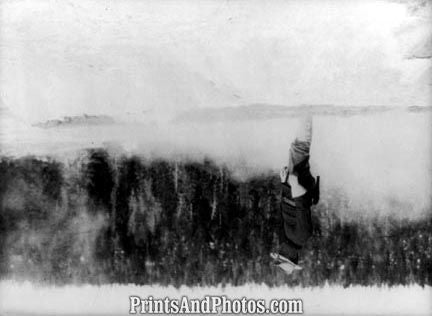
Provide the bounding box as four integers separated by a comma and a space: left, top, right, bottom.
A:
270, 252, 299, 265
271, 242, 300, 265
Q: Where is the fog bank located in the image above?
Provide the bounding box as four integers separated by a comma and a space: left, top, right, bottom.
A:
2, 111, 431, 219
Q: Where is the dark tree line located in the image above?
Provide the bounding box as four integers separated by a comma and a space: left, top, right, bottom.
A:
0, 150, 431, 287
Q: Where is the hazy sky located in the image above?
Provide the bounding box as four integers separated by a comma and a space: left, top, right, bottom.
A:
0, 0, 430, 122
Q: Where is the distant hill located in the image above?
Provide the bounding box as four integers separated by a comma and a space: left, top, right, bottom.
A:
407, 105, 432, 113
173, 104, 402, 123
34, 114, 115, 128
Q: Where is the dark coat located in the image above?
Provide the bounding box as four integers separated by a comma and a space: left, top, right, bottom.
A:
280, 181, 313, 248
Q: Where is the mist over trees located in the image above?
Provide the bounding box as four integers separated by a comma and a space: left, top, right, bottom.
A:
0, 150, 431, 287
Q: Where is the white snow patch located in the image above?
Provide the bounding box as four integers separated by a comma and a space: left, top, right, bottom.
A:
0, 280, 430, 315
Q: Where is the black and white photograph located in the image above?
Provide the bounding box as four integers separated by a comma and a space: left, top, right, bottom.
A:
0, 0, 431, 315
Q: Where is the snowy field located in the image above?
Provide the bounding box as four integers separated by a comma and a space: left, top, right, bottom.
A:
0, 280, 430, 315
1, 1, 430, 315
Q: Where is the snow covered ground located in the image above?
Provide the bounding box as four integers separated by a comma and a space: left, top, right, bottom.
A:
0, 280, 430, 315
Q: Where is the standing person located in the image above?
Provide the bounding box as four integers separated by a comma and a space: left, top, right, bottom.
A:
271, 116, 320, 273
